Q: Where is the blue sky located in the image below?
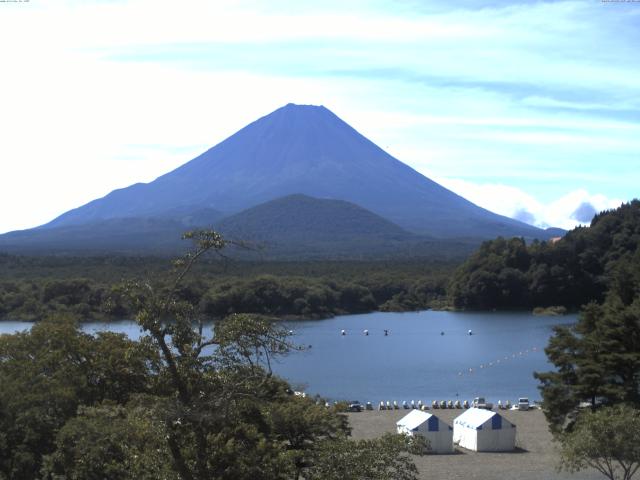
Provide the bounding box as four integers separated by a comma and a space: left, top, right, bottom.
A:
0, 0, 638, 233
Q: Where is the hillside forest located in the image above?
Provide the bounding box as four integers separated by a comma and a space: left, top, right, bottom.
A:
0, 257, 452, 322
449, 200, 640, 310
1, 201, 640, 323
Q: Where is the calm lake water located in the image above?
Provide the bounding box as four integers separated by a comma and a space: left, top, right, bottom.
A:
0, 310, 576, 404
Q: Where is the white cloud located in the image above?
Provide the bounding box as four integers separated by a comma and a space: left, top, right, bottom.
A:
0, 0, 637, 234
0, 70, 355, 232
436, 178, 624, 230
0, 0, 485, 51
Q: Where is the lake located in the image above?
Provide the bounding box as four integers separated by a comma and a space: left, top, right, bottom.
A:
0, 310, 576, 405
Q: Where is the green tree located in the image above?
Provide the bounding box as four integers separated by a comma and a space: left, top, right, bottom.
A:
0, 314, 153, 479
449, 201, 640, 311
558, 405, 640, 480
124, 231, 352, 480
1, 230, 425, 480
42, 400, 177, 480
535, 289, 640, 432
303, 433, 424, 480
266, 395, 349, 478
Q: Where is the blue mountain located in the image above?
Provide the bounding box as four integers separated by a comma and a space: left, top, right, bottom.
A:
40, 103, 549, 240
0, 104, 557, 256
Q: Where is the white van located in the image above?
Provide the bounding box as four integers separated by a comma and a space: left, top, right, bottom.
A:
517, 398, 530, 411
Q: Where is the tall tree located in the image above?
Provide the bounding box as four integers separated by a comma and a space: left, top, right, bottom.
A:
303, 433, 425, 480
536, 244, 640, 432
558, 405, 640, 480
123, 231, 296, 479
2, 230, 423, 480
0, 314, 153, 479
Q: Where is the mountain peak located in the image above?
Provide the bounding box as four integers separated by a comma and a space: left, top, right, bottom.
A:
282, 102, 325, 110
265, 102, 336, 125
39, 104, 550, 240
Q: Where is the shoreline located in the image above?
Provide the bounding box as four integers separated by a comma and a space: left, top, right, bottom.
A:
0, 304, 576, 324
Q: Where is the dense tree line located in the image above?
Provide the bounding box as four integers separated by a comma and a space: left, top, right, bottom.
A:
535, 245, 640, 432
4, 201, 640, 322
0, 232, 423, 480
449, 200, 640, 310
0, 258, 452, 322
527, 203, 640, 479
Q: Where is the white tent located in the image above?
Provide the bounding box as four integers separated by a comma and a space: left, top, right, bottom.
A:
396, 410, 453, 454
453, 408, 516, 452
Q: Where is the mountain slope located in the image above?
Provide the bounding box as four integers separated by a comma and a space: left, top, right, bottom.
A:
0, 208, 224, 254
0, 218, 192, 254
214, 194, 475, 259
216, 194, 411, 243
42, 103, 550, 240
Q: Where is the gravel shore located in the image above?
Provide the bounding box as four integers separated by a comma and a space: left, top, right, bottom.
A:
347, 408, 602, 480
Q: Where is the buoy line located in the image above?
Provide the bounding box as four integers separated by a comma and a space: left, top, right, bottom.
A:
456, 346, 540, 377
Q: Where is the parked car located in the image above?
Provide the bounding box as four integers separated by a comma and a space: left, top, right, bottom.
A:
518, 397, 530, 411
472, 397, 494, 410
348, 401, 363, 412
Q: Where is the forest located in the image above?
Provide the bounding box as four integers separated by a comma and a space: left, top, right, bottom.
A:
1, 204, 640, 479
0, 232, 425, 480
449, 200, 640, 311
3, 201, 640, 323
0, 255, 453, 322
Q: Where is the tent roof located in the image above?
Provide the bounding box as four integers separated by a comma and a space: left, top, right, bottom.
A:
454, 408, 500, 429
397, 410, 433, 430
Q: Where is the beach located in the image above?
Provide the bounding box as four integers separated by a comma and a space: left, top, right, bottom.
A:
347, 408, 603, 480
